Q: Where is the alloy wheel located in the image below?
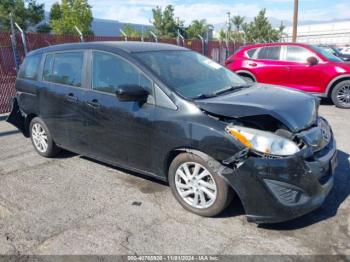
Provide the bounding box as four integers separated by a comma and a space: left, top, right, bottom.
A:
175, 162, 217, 209
32, 123, 48, 153
337, 85, 350, 106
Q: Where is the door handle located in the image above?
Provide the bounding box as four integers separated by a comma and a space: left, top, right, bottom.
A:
66, 93, 78, 102
285, 66, 292, 71
86, 99, 101, 108
248, 62, 257, 67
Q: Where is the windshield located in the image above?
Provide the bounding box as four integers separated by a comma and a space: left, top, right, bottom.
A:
134, 50, 247, 99
311, 45, 343, 62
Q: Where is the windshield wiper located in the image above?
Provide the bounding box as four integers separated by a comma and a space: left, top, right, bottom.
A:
193, 93, 217, 99
193, 84, 251, 100
214, 84, 251, 96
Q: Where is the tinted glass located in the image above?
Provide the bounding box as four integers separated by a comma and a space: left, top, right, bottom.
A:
257, 46, 281, 60
19, 54, 41, 80
310, 45, 343, 62
286, 46, 314, 63
135, 51, 247, 99
92, 51, 152, 95
42, 54, 54, 81
49, 52, 83, 87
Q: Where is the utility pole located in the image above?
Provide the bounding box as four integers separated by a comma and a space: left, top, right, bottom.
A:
292, 0, 299, 42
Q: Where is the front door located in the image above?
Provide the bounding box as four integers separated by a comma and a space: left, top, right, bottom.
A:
83, 51, 155, 172
280, 45, 325, 93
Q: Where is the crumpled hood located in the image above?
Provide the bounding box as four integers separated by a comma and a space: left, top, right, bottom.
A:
195, 84, 318, 132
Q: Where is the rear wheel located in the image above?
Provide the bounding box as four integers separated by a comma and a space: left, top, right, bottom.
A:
30, 117, 60, 157
168, 153, 232, 217
331, 80, 350, 109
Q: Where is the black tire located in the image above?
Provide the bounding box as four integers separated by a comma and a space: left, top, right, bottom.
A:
239, 74, 255, 83
331, 80, 350, 109
29, 117, 60, 157
168, 153, 233, 217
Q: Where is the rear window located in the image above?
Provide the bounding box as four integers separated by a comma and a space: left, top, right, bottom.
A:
18, 54, 41, 80
43, 52, 84, 87
256, 46, 281, 60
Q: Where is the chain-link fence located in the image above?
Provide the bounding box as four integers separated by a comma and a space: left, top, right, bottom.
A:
0, 32, 244, 114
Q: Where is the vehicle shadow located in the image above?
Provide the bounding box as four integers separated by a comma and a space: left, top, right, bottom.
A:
57, 148, 349, 228
260, 149, 350, 230
56, 150, 78, 159
79, 155, 168, 186
320, 98, 334, 106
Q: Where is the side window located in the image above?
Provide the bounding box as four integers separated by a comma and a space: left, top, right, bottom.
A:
42, 54, 54, 81
256, 46, 281, 60
246, 48, 257, 58
92, 51, 153, 95
44, 52, 83, 87
19, 54, 41, 80
286, 46, 314, 63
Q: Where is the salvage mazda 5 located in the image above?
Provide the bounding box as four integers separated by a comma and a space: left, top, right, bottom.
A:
7, 42, 337, 223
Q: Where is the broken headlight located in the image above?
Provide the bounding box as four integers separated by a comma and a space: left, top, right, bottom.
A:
226, 125, 300, 156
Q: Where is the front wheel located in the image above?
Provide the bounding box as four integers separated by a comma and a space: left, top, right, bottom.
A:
168, 153, 232, 217
238, 74, 255, 83
30, 117, 60, 157
331, 80, 350, 109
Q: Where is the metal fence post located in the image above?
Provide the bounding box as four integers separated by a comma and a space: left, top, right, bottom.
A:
198, 35, 204, 55
119, 29, 127, 42
9, 13, 20, 71
75, 26, 84, 42
14, 22, 27, 55
150, 31, 158, 43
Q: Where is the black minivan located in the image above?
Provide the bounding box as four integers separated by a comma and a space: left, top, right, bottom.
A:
7, 42, 337, 223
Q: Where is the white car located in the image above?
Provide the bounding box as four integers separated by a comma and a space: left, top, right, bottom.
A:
340, 47, 350, 55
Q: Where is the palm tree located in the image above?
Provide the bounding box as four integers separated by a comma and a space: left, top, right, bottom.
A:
231, 15, 245, 32
186, 19, 212, 39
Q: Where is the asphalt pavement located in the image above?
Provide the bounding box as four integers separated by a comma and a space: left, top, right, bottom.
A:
0, 103, 349, 255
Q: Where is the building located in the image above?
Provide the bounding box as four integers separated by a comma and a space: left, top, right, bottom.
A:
284, 19, 350, 46
92, 18, 153, 37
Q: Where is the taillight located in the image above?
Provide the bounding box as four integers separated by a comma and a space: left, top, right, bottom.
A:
225, 58, 234, 65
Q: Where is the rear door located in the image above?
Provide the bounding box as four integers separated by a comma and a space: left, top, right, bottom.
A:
248, 45, 285, 85
39, 51, 90, 153
83, 50, 155, 172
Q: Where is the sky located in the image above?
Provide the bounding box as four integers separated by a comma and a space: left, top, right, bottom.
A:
40, 0, 350, 26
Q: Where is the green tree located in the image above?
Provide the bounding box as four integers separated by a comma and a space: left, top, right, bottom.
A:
151, 5, 179, 38
218, 29, 226, 41
50, 2, 62, 21
36, 23, 51, 33
278, 21, 285, 41
242, 9, 282, 43
186, 19, 211, 39
122, 24, 141, 38
231, 15, 244, 32
50, 0, 93, 35
0, 0, 45, 31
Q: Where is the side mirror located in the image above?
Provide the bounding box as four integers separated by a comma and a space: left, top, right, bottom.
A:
116, 84, 149, 102
307, 56, 319, 66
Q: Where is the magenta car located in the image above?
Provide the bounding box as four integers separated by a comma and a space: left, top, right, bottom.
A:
225, 43, 350, 108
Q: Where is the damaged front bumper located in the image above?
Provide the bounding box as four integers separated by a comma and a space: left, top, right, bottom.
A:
220, 127, 337, 224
